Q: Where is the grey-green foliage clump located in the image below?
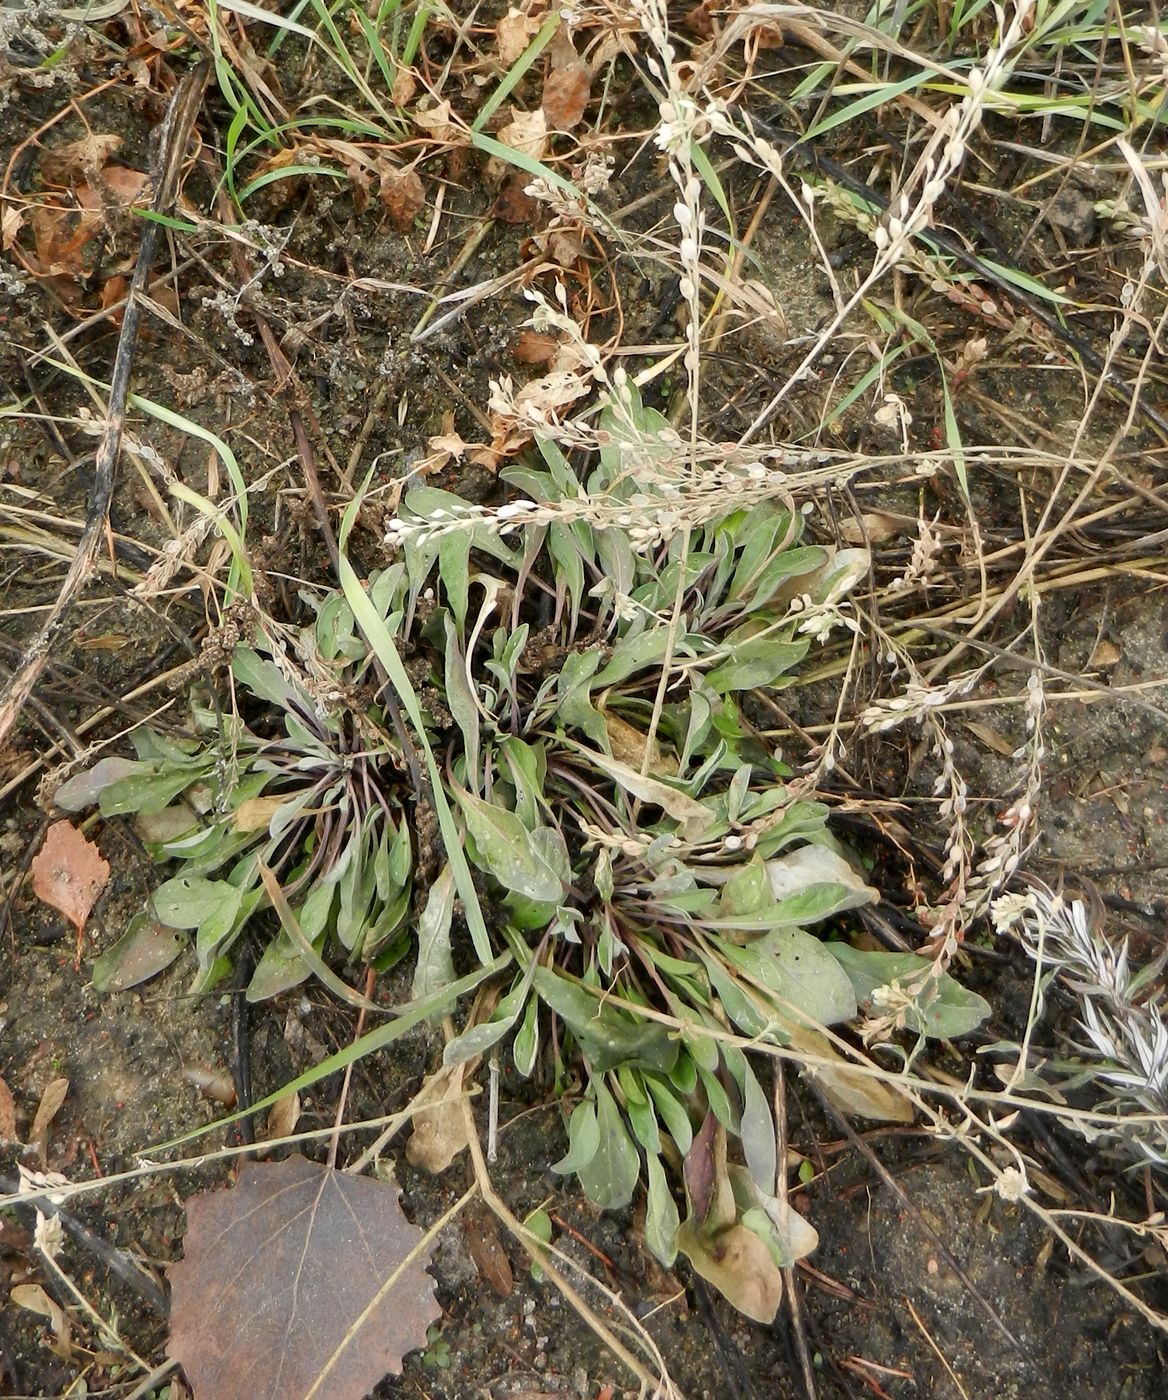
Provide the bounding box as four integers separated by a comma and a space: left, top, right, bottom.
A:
62, 384, 988, 1316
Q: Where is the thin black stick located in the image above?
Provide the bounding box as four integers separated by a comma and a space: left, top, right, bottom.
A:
0, 63, 208, 749
0, 1172, 169, 1318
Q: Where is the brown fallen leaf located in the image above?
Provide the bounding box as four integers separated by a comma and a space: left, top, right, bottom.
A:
261, 1090, 301, 1143
167, 1155, 440, 1400
30, 821, 110, 940
464, 1207, 513, 1298
497, 6, 545, 64
510, 330, 560, 365
380, 166, 426, 232
491, 172, 541, 225
29, 1077, 69, 1169
496, 107, 548, 162
40, 133, 122, 183
963, 719, 1018, 758
0, 1075, 18, 1142
1090, 636, 1122, 668
541, 60, 591, 130
406, 1063, 474, 1174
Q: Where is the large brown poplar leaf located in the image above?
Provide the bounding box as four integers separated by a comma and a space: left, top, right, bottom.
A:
167, 1155, 441, 1400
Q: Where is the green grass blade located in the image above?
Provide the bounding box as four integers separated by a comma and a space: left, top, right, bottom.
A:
337, 488, 494, 966
149, 953, 511, 1151
473, 11, 561, 133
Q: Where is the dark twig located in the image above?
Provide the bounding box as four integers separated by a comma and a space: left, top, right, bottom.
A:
0, 1172, 169, 1318
0, 63, 208, 749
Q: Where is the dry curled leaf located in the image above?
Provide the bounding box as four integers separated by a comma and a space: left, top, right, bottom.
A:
168, 1155, 440, 1400
510, 330, 560, 365
497, 108, 548, 162
39, 133, 121, 183
0, 1075, 18, 1143
541, 60, 591, 130
380, 166, 426, 232
464, 1207, 513, 1298
30, 821, 110, 935
405, 1064, 473, 1175
414, 99, 459, 145
497, 6, 545, 64
29, 1077, 69, 1169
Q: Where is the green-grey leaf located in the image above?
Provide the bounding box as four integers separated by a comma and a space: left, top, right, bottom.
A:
91, 914, 186, 993
152, 875, 238, 930
551, 1096, 601, 1176
721, 931, 857, 1026
645, 1152, 680, 1267
576, 1081, 640, 1210
645, 1074, 693, 1154
513, 994, 540, 1077
55, 757, 146, 812
412, 863, 456, 1004
706, 635, 810, 693
100, 768, 203, 818
442, 975, 530, 1066
456, 790, 564, 903
532, 967, 677, 1074
826, 944, 991, 1039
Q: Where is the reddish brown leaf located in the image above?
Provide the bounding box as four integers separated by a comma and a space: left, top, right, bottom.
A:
541, 61, 591, 130
464, 1208, 513, 1299
30, 821, 109, 934
167, 1155, 440, 1400
379, 166, 425, 232
510, 330, 560, 365
491, 172, 540, 225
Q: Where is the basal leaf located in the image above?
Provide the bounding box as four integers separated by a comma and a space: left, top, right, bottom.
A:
576, 1081, 640, 1210
826, 944, 990, 1039
551, 1096, 600, 1176
412, 863, 456, 1004
645, 1152, 680, 1267
152, 875, 239, 930
455, 789, 564, 903
706, 635, 810, 694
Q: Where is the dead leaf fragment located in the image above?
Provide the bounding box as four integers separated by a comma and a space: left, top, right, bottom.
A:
0, 1075, 18, 1142
262, 1090, 301, 1143
511, 330, 560, 365
464, 1207, 513, 1297
30, 1077, 69, 1168
168, 1155, 441, 1400
497, 6, 545, 64
11, 1283, 73, 1355
1089, 637, 1122, 668
676, 1218, 784, 1323
390, 68, 417, 107
40, 133, 121, 183
406, 1063, 473, 1174
30, 821, 110, 934
963, 720, 1017, 758
542, 60, 591, 129
414, 100, 460, 145
1, 203, 24, 250
380, 166, 426, 232
497, 108, 548, 162
232, 794, 287, 833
